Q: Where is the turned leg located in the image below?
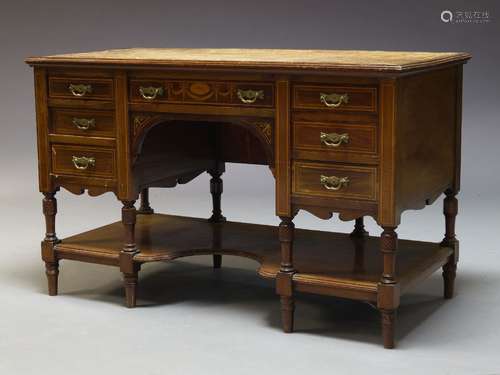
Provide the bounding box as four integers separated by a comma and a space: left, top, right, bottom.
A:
350, 217, 368, 237
378, 226, 400, 349
137, 188, 154, 214
441, 189, 459, 299
42, 191, 59, 296
350, 217, 368, 274
120, 200, 140, 308
208, 163, 225, 269
276, 216, 295, 333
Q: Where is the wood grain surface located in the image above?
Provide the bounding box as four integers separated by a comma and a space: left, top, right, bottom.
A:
55, 213, 452, 295
26, 48, 471, 72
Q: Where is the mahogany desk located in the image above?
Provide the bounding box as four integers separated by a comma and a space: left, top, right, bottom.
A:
26, 49, 470, 348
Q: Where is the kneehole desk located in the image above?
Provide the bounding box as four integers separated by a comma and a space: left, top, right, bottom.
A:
26, 48, 470, 348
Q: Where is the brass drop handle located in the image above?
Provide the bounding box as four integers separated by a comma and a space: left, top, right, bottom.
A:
320, 175, 349, 191
237, 89, 264, 104
72, 156, 95, 170
320, 132, 349, 147
69, 84, 92, 97
320, 92, 349, 108
139, 86, 164, 100
72, 117, 95, 131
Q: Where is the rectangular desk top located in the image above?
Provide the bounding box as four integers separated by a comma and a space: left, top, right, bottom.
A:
26, 48, 470, 73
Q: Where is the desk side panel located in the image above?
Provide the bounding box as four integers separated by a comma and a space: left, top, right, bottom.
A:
115, 70, 136, 200
33, 67, 53, 192
275, 79, 292, 217
394, 66, 462, 218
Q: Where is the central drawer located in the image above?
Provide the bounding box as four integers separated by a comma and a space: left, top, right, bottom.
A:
293, 161, 377, 201
129, 79, 274, 107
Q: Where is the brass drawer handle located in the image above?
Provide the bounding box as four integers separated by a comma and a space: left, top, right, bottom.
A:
320, 175, 349, 191
72, 117, 95, 130
72, 156, 95, 170
237, 89, 264, 104
320, 92, 349, 108
139, 86, 164, 100
320, 132, 349, 147
69, 84, 92, 97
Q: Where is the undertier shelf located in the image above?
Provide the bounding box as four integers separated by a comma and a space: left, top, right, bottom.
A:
55, 214, 452, 301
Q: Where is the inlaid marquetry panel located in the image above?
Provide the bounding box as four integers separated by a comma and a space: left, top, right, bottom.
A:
129, 79, 274, 107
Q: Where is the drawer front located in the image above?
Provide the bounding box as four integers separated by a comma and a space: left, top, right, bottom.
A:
51, 144, 116, 178
48, 77, 114, 101
293, 84, 377, 112
293, 162, 377, 201
129, 79, 274, 107
51, 109, 115, 138
293, 122, 377, 159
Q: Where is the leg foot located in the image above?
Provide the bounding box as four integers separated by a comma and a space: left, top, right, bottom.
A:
213, 254, 222, 269
281, 296, 295, 333
45, 261, 59, 296
123, 272, 138, 308
381, 309, 396, 349
443, 262, 457, 299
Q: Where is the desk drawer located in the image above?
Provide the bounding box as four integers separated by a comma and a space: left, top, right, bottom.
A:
129, 80, 274, 107
293, 162, 377, 201
49, 77, 114, 101
51, 144, 116, 178
293, 122, 377, 162
293, 84, 377, 112
51, 109, 115, 138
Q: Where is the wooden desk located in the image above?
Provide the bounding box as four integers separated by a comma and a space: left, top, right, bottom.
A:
26, 48, 470, 348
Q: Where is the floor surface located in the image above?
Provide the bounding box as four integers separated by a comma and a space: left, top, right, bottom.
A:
1, 165, 499, 375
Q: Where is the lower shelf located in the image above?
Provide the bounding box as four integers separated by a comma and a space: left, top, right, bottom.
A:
55, 213, 452, 301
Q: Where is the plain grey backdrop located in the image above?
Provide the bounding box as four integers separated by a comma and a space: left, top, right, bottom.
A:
1, 0, 499, 374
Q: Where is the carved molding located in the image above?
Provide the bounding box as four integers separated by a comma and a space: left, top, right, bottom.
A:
56, 183, 113, 197
296, 206, 377, 223
146, 170, 205, 188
